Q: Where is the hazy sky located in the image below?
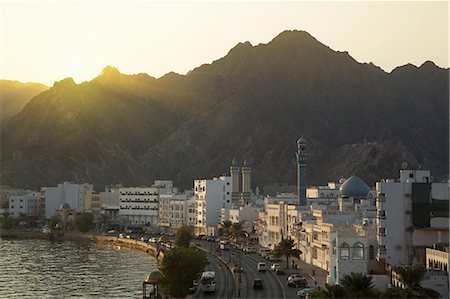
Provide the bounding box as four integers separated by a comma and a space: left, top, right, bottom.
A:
0, 1, 448, 86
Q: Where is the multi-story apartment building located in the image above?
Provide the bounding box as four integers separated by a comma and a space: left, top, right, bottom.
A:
118, 187, 159, 226
220, 205, 260, 233
9, 191, 41, 218
44, 182, 93, 219
158, 193, 190, 233
118, 181, 177, 228
194, 176, 232, 235
376, 170, 449, 266
97, 186, 120, 224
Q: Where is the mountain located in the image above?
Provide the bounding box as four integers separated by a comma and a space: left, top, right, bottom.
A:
1, 30, 448, 191
0, 80, 48, 121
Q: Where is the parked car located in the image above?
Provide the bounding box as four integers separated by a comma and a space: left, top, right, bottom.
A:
288, 274, 303, 282
257, 262, 267, 272
270, 263, 281, 271
297, 287, 313, 298
266, 255, 281, 261
287, 277, 308, 288
253, 278, 263, 289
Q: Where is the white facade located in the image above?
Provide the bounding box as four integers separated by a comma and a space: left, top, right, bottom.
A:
119, 187, 159, 226
44, 182, 93, 219
194, 176, 232, 235
9, 191, 40, 218
158, 193, 189, 232
220, 205, 260, 233
376, 170, 449, 266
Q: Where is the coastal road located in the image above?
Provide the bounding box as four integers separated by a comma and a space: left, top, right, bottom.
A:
194, 251, 235, 299
198, 240, 313, 299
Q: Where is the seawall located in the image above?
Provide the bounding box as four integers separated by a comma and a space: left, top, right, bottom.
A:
0, 230, 164, 262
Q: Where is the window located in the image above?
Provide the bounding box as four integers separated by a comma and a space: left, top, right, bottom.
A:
369, 245, 375, 260
340, 243, 350, 260
353, 242, 364, 260
332, 239, 337, 254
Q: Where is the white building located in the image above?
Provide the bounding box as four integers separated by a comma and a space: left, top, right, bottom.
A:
118, 187, 159, 226
158, 193, 190, 233
194, 176, 232, 235
9, 191, 41, 218
118, 181, 177, 227
99, 186, 121, 223
376, 170, 449, 266
44, 182, 93, 219
220, 205, 260, 233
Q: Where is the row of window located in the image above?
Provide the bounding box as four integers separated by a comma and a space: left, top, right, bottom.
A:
336, 243, 375, 260
119, 206, 158, 210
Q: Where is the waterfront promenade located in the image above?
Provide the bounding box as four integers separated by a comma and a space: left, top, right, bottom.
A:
0, 230, 164, 261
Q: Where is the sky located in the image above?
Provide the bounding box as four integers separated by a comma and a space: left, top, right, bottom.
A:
0, 1, 448, 86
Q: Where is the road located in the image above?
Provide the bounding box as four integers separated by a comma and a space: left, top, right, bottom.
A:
196, 240, 308, 299
194, 251, 235, 299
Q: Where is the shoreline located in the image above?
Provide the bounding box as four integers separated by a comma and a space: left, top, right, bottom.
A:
0, 230, 165, 262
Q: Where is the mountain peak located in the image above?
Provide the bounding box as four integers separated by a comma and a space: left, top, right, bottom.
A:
271, 30, 316, 43
100, 65, 121, 76
53, 77, 76, 88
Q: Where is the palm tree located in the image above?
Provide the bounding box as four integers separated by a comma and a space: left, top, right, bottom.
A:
309, 283, 347, 298
217, 220, 233, 241
340, 272, 377, 298
382, 265, 440, 298
230, 221, 247, 242
274, 238, 300, 269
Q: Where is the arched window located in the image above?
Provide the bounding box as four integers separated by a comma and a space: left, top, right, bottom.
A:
340, 243, 350, 260
353, 242, 364, 260
369, 245, 375, 260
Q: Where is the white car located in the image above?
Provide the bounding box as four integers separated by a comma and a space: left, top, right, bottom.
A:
257, 262, 267, 272
270, 263, 281, 271
297, 287, 313, 298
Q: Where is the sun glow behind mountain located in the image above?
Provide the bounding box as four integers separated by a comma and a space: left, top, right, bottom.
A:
0, 1, 448, 85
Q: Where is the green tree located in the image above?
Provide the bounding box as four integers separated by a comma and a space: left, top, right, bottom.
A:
48, 214, 63, 230
1, 214, 14, 230
230, 221, 247, 242
159, 247, 207, 298
174, 225, 193, 248
382, 265, 440, 298
274, 238, 301, 269
74, 212, 94, 233
217, 220, 233, 241
309, 283, 347, 299
340, 272, 378, 298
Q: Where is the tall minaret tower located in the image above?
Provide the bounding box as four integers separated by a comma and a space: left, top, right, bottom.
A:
241, 160, 251, 203
230, 158, 241, 202
296, 136, 309, 205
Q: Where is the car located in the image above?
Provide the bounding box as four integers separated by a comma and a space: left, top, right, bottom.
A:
257, 262, 267, 272
275, 268, 285, 275
270, 263, 281, 271
297, 287, 313, 298
119, 233, 124, 238
266, 255, 281, 261
287, 277, 308, 288
288, 274, 303, 282
253, 278, 263, 289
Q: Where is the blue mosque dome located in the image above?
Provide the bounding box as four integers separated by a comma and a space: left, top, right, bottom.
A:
339, 176, 370, 198
297, 137, 308, 144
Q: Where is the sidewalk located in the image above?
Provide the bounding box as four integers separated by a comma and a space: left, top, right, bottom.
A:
289, 258, 328, 288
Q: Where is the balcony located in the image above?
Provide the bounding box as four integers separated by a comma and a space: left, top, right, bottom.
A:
377, 210, 386, 219
377, 193, 386, 202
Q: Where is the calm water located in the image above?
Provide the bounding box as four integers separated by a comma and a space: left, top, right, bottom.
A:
0, 238, 158, 298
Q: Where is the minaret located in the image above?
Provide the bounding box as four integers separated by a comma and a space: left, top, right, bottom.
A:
296, 137, 309, 205
230, 159, 241, 202
241, 160, 251, 203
